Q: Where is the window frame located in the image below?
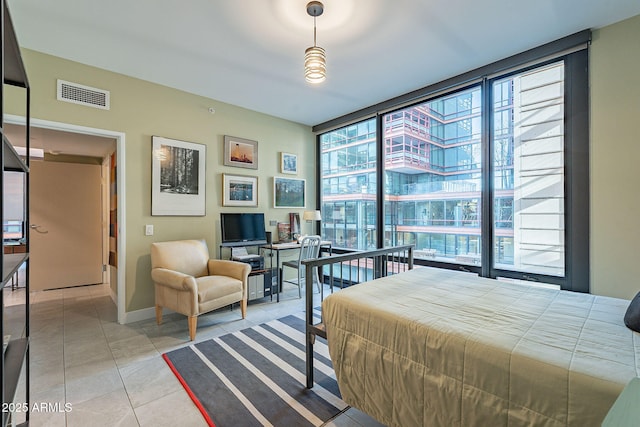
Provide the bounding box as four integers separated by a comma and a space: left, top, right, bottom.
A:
314, 31, 590, 292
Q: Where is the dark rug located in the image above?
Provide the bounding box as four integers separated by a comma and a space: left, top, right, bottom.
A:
162, 310, 348, 426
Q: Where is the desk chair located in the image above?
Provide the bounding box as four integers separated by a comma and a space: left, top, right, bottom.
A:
281, 235, 322, 298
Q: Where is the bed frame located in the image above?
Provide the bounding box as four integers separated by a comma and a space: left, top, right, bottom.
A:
302, 244, 414, 388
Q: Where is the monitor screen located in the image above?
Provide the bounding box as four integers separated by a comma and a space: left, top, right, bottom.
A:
220, 213, 266, 245
3, 220, 23, 241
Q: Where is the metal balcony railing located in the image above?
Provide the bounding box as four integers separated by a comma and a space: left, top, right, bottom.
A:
303, 245, 414, 388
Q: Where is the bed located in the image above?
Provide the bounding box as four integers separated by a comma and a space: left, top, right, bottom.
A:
321, 267, 640, 427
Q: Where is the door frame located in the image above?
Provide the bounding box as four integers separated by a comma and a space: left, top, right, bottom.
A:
5, 115, 127, 324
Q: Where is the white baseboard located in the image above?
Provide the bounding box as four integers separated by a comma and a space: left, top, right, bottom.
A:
121, 306, 176, 324
109, 287, 117, 306
121, 306, 156, 324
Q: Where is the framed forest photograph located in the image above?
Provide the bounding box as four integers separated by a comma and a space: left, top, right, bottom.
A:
151, 136, 206, 216
274, 177, 305, 208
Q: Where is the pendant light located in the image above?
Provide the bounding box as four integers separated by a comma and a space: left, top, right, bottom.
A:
304, 1, 326, 84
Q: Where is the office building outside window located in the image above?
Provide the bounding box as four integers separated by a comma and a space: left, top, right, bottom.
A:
320, 61, 566, 278
320, 119, 377, 249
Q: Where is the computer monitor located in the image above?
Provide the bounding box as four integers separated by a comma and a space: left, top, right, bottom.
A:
220, 213, 267, 246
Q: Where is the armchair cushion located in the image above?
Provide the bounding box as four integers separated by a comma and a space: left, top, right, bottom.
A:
196, 275, 243, 303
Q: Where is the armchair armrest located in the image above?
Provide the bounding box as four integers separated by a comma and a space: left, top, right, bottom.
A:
208, 259, 251, 282
151, 268, 197, 292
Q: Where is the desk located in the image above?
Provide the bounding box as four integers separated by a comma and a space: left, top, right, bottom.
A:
3, 241, 26, 254
262, 241, 331, 301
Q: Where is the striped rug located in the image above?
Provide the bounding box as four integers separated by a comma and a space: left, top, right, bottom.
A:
162, 310, 348, 426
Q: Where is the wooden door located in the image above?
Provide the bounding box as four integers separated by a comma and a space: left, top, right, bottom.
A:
29, 161, 103, 291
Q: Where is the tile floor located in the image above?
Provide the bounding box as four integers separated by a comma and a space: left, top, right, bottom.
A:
9, 278, 385, 427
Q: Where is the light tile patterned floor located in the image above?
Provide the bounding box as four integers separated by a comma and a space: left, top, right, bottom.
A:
12, 279, 385, 426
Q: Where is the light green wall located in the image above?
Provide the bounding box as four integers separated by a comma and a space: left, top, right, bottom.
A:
7, 13, 640, 307
5, 49, 315, 312
590, 14, 640, 299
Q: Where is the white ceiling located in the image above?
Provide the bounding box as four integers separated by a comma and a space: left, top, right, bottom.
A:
7, 0, 640, 127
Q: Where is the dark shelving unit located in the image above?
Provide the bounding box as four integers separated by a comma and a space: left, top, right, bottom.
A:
2, 1, 30, 426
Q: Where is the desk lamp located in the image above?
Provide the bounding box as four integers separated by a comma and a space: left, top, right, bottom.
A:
302, 210, 322, 237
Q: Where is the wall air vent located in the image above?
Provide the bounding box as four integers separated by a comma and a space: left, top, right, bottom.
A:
57, 79, 110, 110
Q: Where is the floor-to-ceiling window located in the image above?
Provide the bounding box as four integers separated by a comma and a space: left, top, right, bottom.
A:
383, 87, 482, 266
320, 119, 377, 250
492, 62, 565, 277
316, 33, 589, 291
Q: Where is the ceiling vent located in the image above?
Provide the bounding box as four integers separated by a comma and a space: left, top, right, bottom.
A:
57, 79, 110, 110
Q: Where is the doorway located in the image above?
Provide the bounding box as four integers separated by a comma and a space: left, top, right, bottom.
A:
29, 160, 104, 290
4, 115, 126, 323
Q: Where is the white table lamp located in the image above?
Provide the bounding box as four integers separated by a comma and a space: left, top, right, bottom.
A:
303, 210, 322, 236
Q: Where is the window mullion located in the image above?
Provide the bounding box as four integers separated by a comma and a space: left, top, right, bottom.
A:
376, 114, 384, 249
563, 50, 589, 292
481, 78, 494, 278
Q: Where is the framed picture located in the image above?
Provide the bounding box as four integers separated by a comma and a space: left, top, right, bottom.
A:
222, 174, 258, 207
152, 136, 206, 216
277, 222, 291, 242
280, 152, 298, 174
224, 135, 258, 169
274, 177, 305, 208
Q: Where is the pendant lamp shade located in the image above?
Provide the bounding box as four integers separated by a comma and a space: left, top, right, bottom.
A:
305, 46, 326, 84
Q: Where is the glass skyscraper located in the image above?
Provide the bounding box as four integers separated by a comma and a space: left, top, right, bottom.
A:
320, 61, 565, 277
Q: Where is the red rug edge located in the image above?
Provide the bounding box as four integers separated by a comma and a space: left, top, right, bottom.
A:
162, 352, 216, 427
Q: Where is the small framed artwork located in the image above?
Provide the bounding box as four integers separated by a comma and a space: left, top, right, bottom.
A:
280, 152, 298, 174
277, 222, 291, 242
222, 174, 258, 207
224, 135, 258, 169
152, 136, 206, 216
274, 177, 305, 208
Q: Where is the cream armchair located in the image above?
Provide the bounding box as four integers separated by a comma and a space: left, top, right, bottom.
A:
151, 239, 251, 340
